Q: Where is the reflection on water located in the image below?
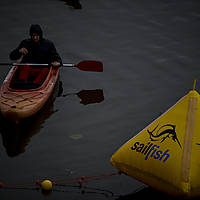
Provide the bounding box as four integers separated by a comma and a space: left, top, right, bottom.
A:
0, 82, 104, 157
0, 80, 61, 157
0, 108, 55, 157
1, 184, 174, 199
62, 89, 104, 105
46, 185, 115, 198
117, 187, 173, 200
59, 0, 82, 9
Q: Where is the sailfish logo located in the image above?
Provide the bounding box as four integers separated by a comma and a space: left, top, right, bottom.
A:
147, 124, 182, 148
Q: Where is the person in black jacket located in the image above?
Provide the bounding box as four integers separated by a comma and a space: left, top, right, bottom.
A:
9, 24, 62, 83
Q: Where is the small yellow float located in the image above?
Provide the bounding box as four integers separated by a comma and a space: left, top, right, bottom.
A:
110, 81, 200, 198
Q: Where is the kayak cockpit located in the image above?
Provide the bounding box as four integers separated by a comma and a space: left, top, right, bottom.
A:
9, 65, 50, 90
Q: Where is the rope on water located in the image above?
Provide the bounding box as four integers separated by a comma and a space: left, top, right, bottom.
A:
0, 171, 122, 197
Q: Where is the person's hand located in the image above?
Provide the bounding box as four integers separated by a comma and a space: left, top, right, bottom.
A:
19, 48, 28, 55
51, 61, 61, 68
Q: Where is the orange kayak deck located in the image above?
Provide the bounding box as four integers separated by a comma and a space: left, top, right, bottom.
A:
0, 66, 59, 123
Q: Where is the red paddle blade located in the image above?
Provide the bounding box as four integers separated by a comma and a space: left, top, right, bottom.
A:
76, 60, 103, 72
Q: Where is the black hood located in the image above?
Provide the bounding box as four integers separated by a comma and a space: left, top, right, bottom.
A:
29, 24, 43, 38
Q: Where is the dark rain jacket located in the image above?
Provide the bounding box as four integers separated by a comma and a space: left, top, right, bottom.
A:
9, 38, 62, 64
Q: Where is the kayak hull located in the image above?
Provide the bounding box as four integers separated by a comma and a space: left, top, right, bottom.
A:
0, 65, 59, 123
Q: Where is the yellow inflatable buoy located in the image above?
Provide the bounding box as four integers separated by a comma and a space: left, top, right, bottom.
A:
41, 180, 53, 191
110, 87, 200, 198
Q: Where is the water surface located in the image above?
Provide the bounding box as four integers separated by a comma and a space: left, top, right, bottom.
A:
0, 0, 200, 199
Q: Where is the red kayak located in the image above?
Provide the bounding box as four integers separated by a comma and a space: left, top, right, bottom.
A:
0, 64, 59, 123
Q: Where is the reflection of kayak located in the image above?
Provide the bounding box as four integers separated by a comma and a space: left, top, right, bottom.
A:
0, 82, 59, 157
0, 64, 59, 123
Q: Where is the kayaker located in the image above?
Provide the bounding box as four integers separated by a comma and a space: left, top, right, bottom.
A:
9, 24, 62, 83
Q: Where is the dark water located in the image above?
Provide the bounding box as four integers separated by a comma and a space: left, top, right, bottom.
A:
0, 0, 200, 199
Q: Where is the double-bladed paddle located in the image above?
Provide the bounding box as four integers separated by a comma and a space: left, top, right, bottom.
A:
0, 60, 103, 72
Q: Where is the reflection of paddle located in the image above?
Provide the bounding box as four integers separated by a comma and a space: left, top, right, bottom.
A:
61, 89, 104, 105
59, 0, 82, 9
77, 89, 104, 105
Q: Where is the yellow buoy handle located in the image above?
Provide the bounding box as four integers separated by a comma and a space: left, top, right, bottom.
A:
193, 79, 197, 91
